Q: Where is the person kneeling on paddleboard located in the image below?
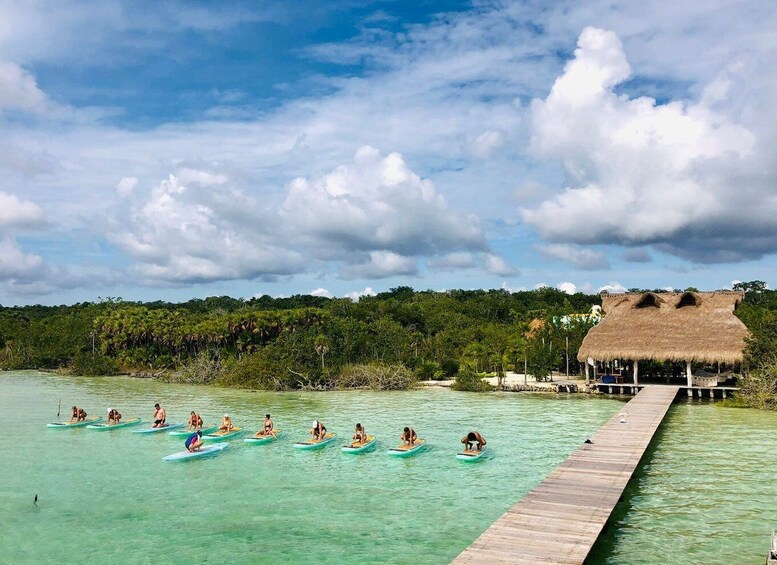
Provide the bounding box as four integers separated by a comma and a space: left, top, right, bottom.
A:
259, 414, 274, 437
219, 414, 233, 432
353, 423, 366, 444
310, 420, 327, 441
462, 431, 487, 451
152, 403, 166, 428
401, 427, 417, 447
71, 406, 87, 422
188, 411, 203, 430
107, 408, 122, 425
185, 430, 203, 452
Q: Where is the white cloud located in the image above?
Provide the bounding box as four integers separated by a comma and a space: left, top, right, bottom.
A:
344, 286, 377, 302
534, 282, 548, 290
309, 287, 332, 298
538, 243, 610, 270
557, 281, 577, 294
115, 176, 138, 198
598, 281, 626, 293
522, 26, 777, 263
0, 60, 46, 113
484, 254, 518, 276
427, 252, 476, 271
467, 129, 508, 159
342, 250, 417, 279
110, 170, 305, 284
0, 192, 44, 227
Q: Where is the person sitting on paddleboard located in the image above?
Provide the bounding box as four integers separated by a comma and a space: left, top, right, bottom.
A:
310, 420, 327, 441
152, 403, 166, 428
188, 411, 203, 430
353, 423, 366, 444
219, 414, 233, 432
258, 414, 273, 436
107, 408, 122, 425
462, 431, 487, 452
401, 427, 417, 447
185, 430, 203, 453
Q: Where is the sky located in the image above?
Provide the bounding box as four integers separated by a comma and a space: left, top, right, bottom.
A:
0, 0, 776, 305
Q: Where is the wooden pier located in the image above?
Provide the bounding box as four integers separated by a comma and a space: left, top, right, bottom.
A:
453, 385, 680, 564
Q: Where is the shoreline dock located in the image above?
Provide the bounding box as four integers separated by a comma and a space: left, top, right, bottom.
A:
453, 385, 680, 564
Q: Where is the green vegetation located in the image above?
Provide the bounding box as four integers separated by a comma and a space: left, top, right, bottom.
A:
4, 282, 774, 399
0, 287, 600, 390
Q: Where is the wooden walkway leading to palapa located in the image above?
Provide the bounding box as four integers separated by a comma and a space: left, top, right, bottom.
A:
453, 385, 680, 564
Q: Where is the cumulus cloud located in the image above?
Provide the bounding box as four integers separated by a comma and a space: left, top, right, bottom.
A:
309, 287, 333, 298
484, 253, 518, 276
599, 281, 626, 293
110, 170, 305, 284
522, 26, 777, 263
342, 251, 417, 279
0, 60, 46, 113
344, 286, 377, 302
0, 192, 44, 227
466, 130, 508, 159
427, 252, 477, 271
115, 176, 139, 198
557, 281, 577, 294
538, 243, 610, 270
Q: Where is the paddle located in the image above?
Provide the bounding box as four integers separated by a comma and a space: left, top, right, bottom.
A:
57, 398, 61, 418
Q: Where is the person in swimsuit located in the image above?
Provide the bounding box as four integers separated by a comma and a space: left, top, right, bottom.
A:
352, 423, 367, 444
152, 403, 167, 428
188, 411, 203, 430
461, 431, 487, 451
219, 414, 233, 432
257, 414, 274, 437
77, 407, 87, 421
107, 408, 122, 425
70, 406, 87, 422
401, 427, 417, 447
185, 430, 203, 452
310, 420, 327, 441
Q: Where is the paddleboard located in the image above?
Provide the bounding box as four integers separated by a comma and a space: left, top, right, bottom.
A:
86, 418, 142, 431
244, 430, 282, 444
47, 416, 103, 429
202, 427, 243, 441
163, 442, 228, 462
456, 445, 487, 461
169, 425, 217, 437
293, 432, 336, 450
341, 435, 376, 454
387, 439, 426, 457
132, 423, 184, 434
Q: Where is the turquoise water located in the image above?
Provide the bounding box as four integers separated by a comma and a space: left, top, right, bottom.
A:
0, 372, 621, 564
589, 401, 777, 564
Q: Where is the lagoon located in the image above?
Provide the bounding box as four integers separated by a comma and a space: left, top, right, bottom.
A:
1, 372, 619, 564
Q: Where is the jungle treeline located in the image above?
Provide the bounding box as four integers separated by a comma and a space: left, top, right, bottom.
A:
0, 286, 600, 390
1, 282, 774, 398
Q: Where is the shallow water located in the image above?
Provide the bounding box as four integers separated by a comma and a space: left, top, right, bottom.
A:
0, 372, 621, 564
589, 401, 777, 565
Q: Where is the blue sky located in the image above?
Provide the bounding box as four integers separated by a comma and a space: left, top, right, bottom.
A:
0, 0, 775, 305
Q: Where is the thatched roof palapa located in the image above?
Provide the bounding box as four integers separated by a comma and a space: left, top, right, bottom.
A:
577, 290, 749, 364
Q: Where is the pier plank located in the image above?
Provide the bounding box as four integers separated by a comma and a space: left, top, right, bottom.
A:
452, 385, 679, 565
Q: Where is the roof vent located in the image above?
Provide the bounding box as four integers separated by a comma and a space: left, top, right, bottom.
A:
677, 291, 700, 308
634, 293, 661, 309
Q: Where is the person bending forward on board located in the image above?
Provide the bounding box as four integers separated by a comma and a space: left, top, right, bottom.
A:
257, 414, 274, 437
219, 414, 233, 432
152, 403, 166, 428
71, 406, 87, 422
310, 420, 327, 441
185, 430, 203, 452
401, 427, 417, 447
353, 423, 367, 444
107, 408, 122, 425
188, 411, 203, 430
461, 431, 487, 452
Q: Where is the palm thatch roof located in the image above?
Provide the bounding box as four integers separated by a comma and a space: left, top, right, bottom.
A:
577, 290, 749, 364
